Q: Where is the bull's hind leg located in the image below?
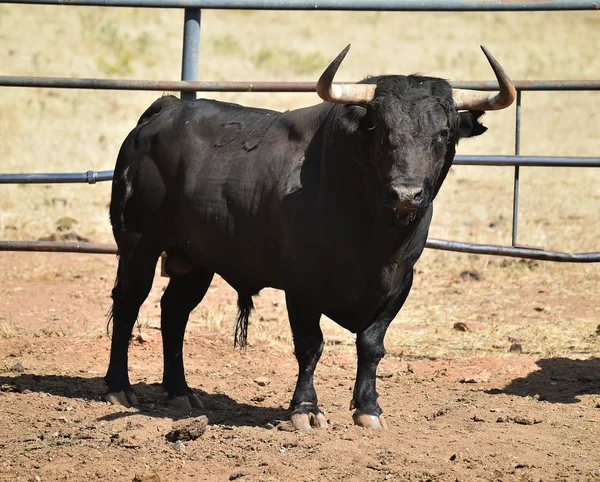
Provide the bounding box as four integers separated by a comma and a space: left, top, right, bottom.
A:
351, 270, 413, 429
286, 294, 328, 431
105, 237, 160, 407
160, 268, 214, 411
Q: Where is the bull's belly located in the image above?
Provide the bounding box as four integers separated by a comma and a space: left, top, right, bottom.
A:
170, 219, 284, 294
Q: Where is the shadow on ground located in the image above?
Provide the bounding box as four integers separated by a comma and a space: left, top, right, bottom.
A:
0, 373, 288, 427
488, 357, 600, 403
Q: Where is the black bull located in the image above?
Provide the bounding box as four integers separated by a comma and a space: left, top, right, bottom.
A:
104, 46, 515, 430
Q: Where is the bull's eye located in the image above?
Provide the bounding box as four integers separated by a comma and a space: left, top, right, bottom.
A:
433, 128, 450, 146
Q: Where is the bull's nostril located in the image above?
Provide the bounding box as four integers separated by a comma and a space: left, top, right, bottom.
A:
382, 185, 425, 210
412, 188, 424, 203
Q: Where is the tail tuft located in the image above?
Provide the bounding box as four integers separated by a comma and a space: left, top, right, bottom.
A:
234, 294, 254, 349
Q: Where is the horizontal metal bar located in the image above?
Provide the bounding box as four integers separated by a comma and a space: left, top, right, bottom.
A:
1, 76, 600, 92
0, 171, 114, 184
0, 0, 596, 10
0, 241, 118, 254
1, 156, 598, 185
425, 238, 600, 263
1, 239, 598, 263
453, 156, 600, 168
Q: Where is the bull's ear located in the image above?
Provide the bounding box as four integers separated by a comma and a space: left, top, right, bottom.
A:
458, 110, 488, 140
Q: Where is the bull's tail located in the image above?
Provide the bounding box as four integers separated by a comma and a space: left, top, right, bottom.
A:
234, 294, 254, 349
105, 275, 119, 335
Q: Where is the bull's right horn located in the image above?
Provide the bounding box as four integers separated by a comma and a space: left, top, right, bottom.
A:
316, 44, 377, 105
452, 46, 516, 111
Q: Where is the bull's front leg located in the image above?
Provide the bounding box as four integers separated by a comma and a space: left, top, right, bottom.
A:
351, 270, 414, 429
285, 294, 328, 431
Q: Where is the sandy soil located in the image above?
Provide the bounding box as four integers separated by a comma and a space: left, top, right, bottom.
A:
1, 253, 599, 482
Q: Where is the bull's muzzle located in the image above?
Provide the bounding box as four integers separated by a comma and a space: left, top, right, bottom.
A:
380, 185, 425, 212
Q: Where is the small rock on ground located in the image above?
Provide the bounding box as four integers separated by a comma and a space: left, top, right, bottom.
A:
166, 415, 208, 442
460, 371, 490, 384
453, 321, 485, 332
509, 343, 523, 354
253, 377, 270, 387
132, 473, 162, 482
512, 416, 542, 425
229, 471, 249, 480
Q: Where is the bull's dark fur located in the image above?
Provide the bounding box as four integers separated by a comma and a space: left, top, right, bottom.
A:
105, 73, 488, 423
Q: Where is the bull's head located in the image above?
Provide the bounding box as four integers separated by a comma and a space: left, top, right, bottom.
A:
317, 45, 515, 225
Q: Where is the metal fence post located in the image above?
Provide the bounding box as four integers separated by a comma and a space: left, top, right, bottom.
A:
181, 8, 201, 101
511, 90, 522, 247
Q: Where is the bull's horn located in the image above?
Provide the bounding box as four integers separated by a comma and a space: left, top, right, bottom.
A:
452, 46, 516, 111
317, 44, 377, 104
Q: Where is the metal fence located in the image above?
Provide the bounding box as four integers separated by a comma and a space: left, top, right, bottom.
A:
1, 0, 599, 263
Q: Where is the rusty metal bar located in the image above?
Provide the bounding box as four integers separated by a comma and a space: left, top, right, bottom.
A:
0, 241, 118, 254
0, 0, 596, 10
424, 239, 600, 263
1, 77, 600, 92
2, 239, 598, 263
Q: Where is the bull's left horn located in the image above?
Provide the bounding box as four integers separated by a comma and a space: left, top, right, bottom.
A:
452, 46, 516, 111
317, 44, 377, 104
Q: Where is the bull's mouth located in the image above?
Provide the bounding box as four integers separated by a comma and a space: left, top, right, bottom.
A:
393, 210, 417, 226
388, 206, 425, 226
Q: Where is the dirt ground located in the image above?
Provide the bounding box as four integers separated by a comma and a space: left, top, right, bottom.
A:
1, 251, 599, 482
1, 5, 600, 482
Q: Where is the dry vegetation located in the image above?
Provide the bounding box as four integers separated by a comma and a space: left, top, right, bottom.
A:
1, 5, 598, 358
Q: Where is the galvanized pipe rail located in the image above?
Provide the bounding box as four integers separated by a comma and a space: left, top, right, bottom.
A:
1, 0, 599, 263
2, 77, 600, 92
2, 0, 597, 10
1, 238, 598, 263
2, 151, 600, 262
2, 156, 599, 185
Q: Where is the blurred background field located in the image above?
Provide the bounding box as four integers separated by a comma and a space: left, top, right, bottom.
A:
0, 5, 598, 359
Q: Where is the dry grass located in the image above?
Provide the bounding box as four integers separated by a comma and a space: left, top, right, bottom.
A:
1, 319, 18, 338
0, 6, 598, 359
